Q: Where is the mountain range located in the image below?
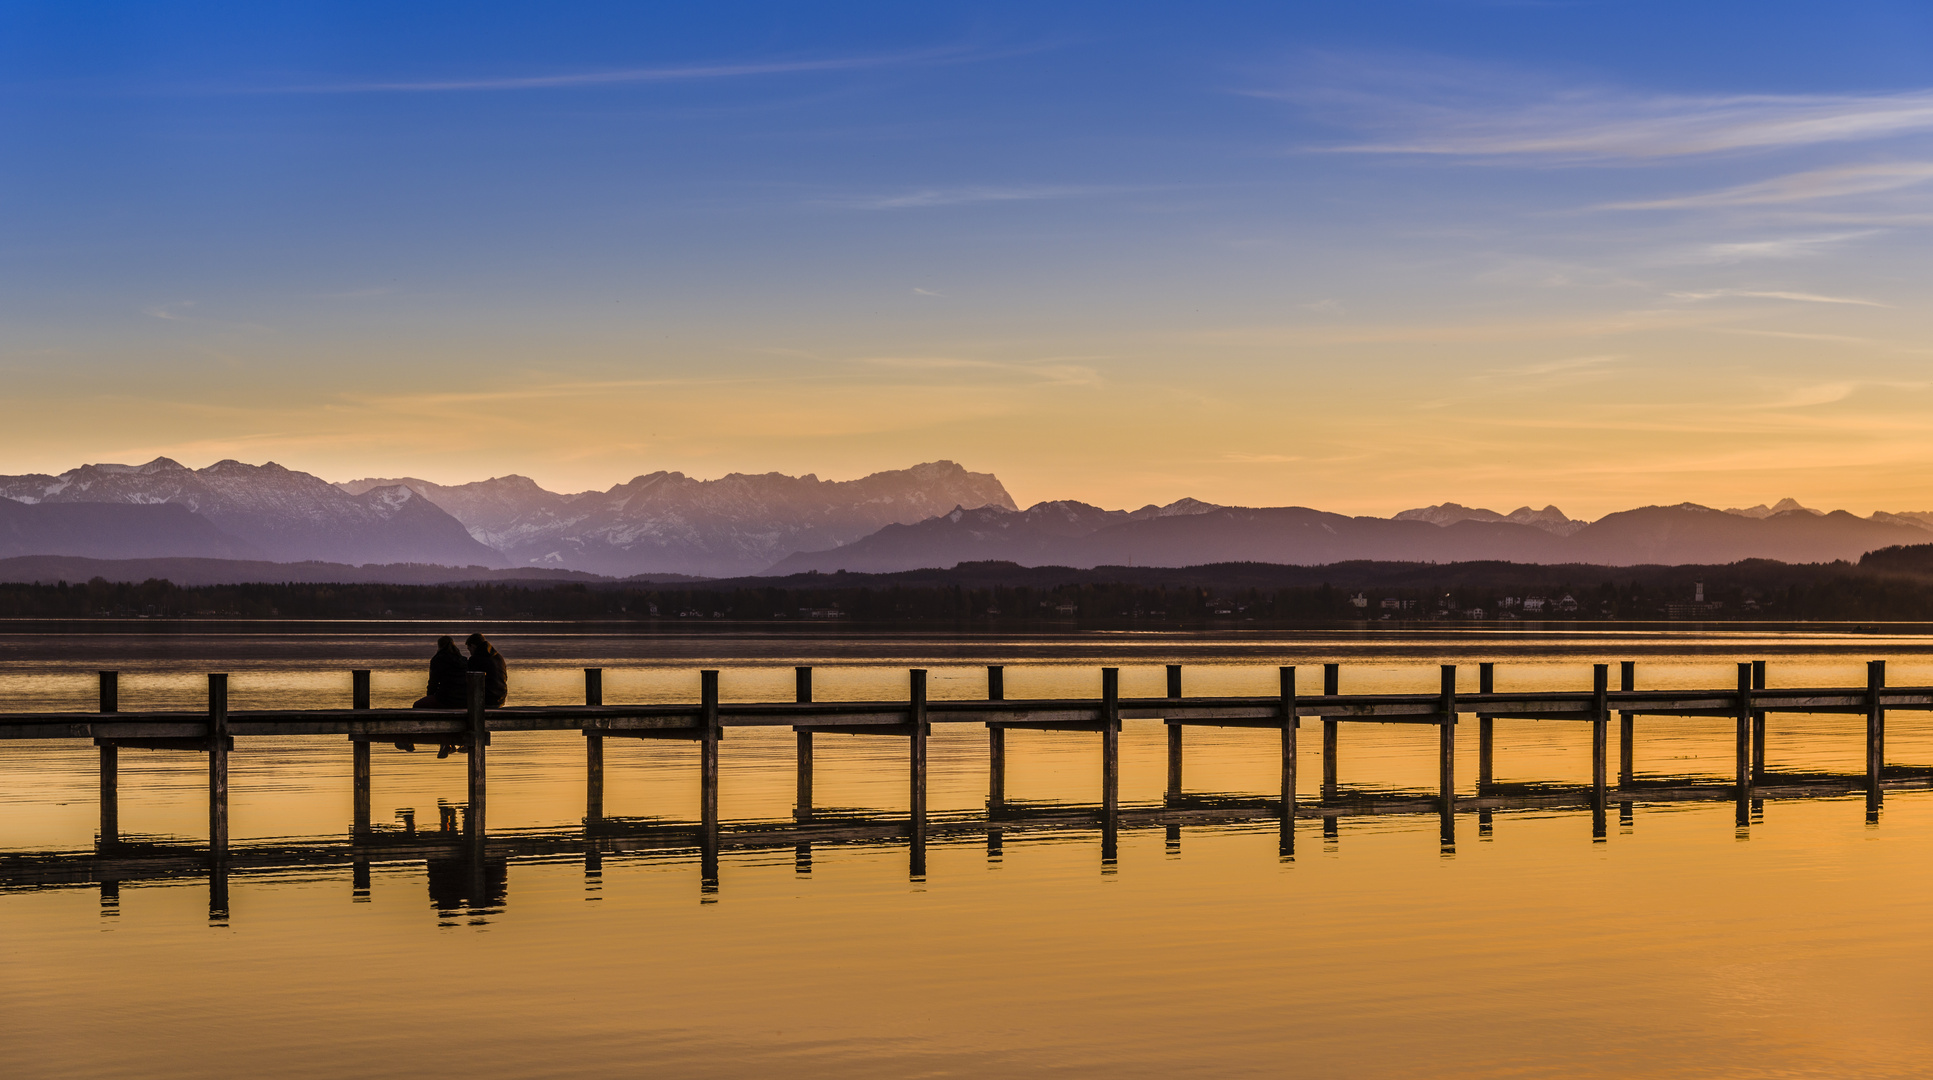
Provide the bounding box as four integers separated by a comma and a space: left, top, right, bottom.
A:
5, 454, 1933, 579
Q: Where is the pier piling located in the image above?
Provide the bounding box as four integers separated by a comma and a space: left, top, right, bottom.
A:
352, 669, 371, 836
1165, 665, 1183, 800
1619, 661, 1635, 788
987, 666, 1005, 813
1101, 668, 1120, 843
98, 671, 117, 845
1280, 666, 1298, 856
1751, 660, 1767, 784
794, 666, 813, 822
584, 669, 603, 825
1734, 663, 1752, 827
1477, 663, 1494, 795
1592, 664, 1609, 840
910, 669, 929, 877
700, 670, 720, 835
1867, 659, 1887, 816
208, 674, 229, 858
1438, 665, 1456, 818
465, 671, 488, 836
1322, 663, 1340, 800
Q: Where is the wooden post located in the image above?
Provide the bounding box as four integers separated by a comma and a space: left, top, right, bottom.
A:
1591, 664, 1609, 840
1477, 662, 1494, 795
794, 666, 812, 822
1867, 660, 1886, 811
1101, 667, 1120, 863
1734, 663, 1752, 824
352, 669, 371, 837
1619, 661, 1635, 788
1591, 664, 1609, 798
1751, 660, 1767, 783
1322, 663, 1340, 800
1280, 666, 1298, 855
585, 668, 604, 825
466, 670, 487, 837
1165, 664, 1183, 800
910, 668, 928, 876
987, 665, 1005, 814
98, 671, 118, 845
1438, 665, 1456, 817
700, 670, 720, 835
208, 673, 229, 858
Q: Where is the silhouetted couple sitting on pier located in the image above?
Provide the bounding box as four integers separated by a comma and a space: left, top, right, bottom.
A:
399, 633, 508, 758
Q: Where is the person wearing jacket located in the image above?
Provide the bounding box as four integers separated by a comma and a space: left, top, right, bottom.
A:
404, 636, 469, 756
466, 633, 508, 708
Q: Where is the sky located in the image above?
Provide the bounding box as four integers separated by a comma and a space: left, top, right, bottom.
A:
6, 1, 1933, 517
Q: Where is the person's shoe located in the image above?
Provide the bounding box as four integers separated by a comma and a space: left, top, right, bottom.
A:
436, 744, 454, 759
395, 741, 416, 752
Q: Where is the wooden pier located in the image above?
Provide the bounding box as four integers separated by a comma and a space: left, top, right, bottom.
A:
1, 659, 1922, 901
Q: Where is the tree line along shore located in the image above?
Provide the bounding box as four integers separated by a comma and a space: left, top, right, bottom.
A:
4, 545, 1933, 623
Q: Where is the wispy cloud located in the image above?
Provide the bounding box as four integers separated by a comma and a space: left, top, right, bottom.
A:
859, 355, 1102, 386
828, 185, 1122, 210
1676, 230, 1880, 263
1260, 56, 1933, 161
1669, 288, 1886, 307
249, 44, 1005, 94
912, 287, 943, 297
1603, 162, 1933, 209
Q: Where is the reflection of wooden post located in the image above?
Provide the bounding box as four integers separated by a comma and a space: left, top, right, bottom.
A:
987, 666, 1005, 813
794, 666, 812, 822
208, 674, 229, 857
352, 670, 371, 836
1619, 661, 1635, 788
585, 668, 603, 825
1477, 663, 1494, 795
1322, 664, 1340, 799
1867, 660, 1886, 812
99, 671, 118, 845
1751, 660, 1767, 783
466, 671, 487, 836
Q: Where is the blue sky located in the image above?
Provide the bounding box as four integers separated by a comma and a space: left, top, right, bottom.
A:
6, 1, 1933, 515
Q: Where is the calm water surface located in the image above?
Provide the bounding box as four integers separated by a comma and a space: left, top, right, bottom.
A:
5, 627, 1933, 1078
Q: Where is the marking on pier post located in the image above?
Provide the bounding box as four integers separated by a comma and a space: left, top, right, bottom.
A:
1867, 659, 1886, 818
1280, 666, 1298, 858
1322, 663, 1340, 800
1591, 664, 1609, 841
1101, 667, 1120, 864
1438, 666, 1456, 846
466, 671, 488, 838
794, 666, 813, 822
352, 670, 371, 836
1477, 663, 1494, 796
987, 665, 1005, 814
584, 668, 604, 826
1619, 661, 1635, 789
208, 674, 229, 859
98, 671, 118, 846
1751, 660, 1767, 784
1734, 663, 1752, 828
1165, 665, 1183, 801
910, 668, 929, 878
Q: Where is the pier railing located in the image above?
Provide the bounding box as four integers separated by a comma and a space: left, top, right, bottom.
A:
0, 660, 1914, 877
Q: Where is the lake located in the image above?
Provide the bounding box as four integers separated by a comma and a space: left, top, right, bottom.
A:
5, 626, 1933, 1078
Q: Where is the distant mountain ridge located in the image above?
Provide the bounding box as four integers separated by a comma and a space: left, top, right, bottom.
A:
338, 460, 1016, 577
0, 458, 499, 566
767, 500, 1933, 574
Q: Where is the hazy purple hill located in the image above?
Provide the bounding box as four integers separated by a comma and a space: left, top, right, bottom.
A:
0, 501, 260, 561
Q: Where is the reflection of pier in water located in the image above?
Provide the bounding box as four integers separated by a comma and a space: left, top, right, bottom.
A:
4, 659, 1931, 919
